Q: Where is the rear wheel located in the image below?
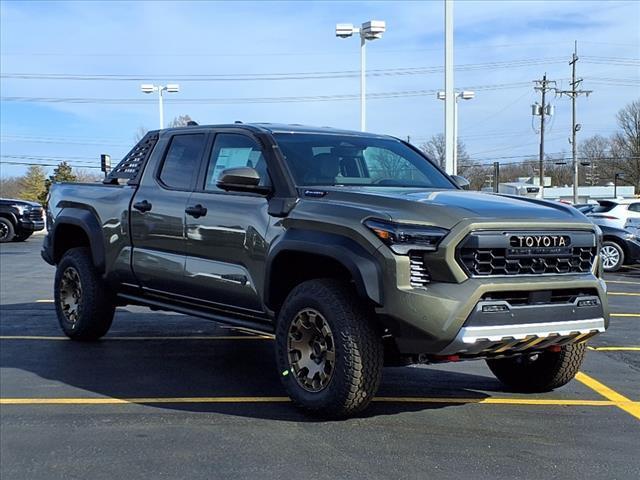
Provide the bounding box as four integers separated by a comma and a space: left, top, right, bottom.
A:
486, 342, 587, 392
54, 247, 115, 340
601, 241, 624, 272
0, 218, 15, 243
275, 279, 383, 418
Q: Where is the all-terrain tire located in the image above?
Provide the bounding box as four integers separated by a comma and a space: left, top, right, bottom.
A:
486, 342, 587, 392
0, 218, 15, 243
12, 231, 33, 242
54, 247, 115, 340
275, 279, 383, 418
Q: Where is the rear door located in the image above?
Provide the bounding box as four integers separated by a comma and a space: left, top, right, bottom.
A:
183, 132, 271, 314
130, 132, 209, 296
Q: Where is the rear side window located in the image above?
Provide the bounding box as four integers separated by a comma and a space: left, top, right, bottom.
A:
628, 203, 640, 212
591, 201, 616, 213
159, 134, 206, 190
204, 134, 270, 191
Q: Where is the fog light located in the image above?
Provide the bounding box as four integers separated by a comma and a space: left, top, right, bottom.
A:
482, 304, 509, 313
577, 298, 599, 307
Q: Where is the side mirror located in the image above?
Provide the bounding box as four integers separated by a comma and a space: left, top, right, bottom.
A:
216, 167, 271, 195
451, 175, 470, 190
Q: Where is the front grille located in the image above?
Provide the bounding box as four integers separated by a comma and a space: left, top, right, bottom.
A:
459, 246, 596, 276
409, 252, 430, 288
28, 207, 43, 221
456, 230, 597, 277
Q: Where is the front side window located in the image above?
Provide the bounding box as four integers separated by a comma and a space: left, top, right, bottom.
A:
274, 133, 456, 189
628, 203, 640, 212
159, 134, 206, 190
205, 134, 270, 191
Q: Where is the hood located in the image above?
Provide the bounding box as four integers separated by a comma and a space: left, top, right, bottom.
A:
0, 198, 41, 207
304, 187, 586, 229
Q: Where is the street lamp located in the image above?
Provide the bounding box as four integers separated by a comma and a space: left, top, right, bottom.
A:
140, 84, 180, 129
614, 172, 624, 199
335, 20, 386, 131
437, 90, 475, 175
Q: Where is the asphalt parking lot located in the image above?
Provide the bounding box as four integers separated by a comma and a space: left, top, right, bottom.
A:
1, 235, 638, 479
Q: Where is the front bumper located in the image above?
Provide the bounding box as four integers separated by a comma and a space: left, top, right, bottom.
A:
375, 219, 609, 357
18, 218, 45, 233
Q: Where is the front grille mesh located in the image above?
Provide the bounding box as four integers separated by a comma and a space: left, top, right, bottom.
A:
459, 246, 596, 276
28, 207, 43, 221
409, 253, 430, 288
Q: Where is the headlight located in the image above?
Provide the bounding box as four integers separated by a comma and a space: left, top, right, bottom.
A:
364, 219, 449, 254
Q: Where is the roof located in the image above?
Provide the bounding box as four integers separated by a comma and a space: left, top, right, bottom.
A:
155, 123, 392, 138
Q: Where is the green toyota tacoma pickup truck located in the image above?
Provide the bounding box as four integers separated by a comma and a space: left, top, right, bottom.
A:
42, 123, 609, 417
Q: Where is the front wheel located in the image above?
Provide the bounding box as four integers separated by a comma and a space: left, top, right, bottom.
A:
12, 231, 33, 242
0, 218, 15, 243
54, 247, 115, 340
486, 342, 587, 392
601, 241, 624, 272
275, 279, 383, 418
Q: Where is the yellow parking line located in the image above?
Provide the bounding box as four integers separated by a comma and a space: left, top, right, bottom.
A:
0, 335, 272, 341
575, 372, 640, 421
35, 299, 54, 303
0, 396, 624, 407
611, 313, 640, 318
608, 292, 640, 296
605, 280, 640, 285
588, 346, 640, 351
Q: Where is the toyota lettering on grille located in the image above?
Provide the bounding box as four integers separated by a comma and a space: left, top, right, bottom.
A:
510, 235, 571, 248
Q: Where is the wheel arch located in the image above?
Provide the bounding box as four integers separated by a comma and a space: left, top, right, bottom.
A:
265, 229, 383, 312
51, 208, 106, 272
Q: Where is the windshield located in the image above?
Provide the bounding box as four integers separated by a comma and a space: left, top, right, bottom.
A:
273, 133, 456, 189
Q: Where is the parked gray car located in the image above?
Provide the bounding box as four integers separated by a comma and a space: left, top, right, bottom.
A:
42, 124, 609, 417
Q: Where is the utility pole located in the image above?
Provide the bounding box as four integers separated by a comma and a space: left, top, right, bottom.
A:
493, 161, 500, 193
556, 42, 592, 204
532, 74, 555, 192
444, 0, 455, 175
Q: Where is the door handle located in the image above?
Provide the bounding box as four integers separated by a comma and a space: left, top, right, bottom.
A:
133, 200, 152, 212
185, 204, 207, 218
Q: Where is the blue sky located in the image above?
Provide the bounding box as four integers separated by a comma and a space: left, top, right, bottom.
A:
1, 0, 639, 177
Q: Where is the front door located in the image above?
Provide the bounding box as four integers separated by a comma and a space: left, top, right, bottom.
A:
183, 133, 271, 314
130, 132, 209, 296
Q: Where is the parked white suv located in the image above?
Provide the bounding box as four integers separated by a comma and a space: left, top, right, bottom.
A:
588, 199, 640, 230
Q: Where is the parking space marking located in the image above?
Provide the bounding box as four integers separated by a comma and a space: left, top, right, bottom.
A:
605, 280, 640, 285
608, 292, 640, 296
611, 313, 640, 318
588, 346, 640, 351
0, 396, 626, 407
575, 372, 640, 421
0, 335, 272, 341
35, 299, 54, 303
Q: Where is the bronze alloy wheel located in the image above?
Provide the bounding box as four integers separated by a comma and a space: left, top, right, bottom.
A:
287, 308, 336, 392
59, 266, 82, 327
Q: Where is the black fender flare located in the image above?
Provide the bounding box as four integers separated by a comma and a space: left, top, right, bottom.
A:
266, 229, 383, 307
0, 211, 18, 225
51, 208, 106, 272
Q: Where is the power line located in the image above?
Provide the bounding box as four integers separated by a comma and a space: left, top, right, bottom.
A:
0, 82, 532, 105
0, 58, 569, 82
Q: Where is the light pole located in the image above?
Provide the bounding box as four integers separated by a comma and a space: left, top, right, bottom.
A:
437, 90, 475, 175
336, 20, 386, 131
140, 84, 180, 129
614, 172, 624, 199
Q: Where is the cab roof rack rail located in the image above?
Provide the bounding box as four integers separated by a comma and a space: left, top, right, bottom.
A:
103, 132, 159, 185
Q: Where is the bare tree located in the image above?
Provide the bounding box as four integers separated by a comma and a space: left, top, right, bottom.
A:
134, 125, 148, 142
0, 176, 22, 199
609, 99, 640, 189
419, 133, 470, 171
168, 115, 195, 128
